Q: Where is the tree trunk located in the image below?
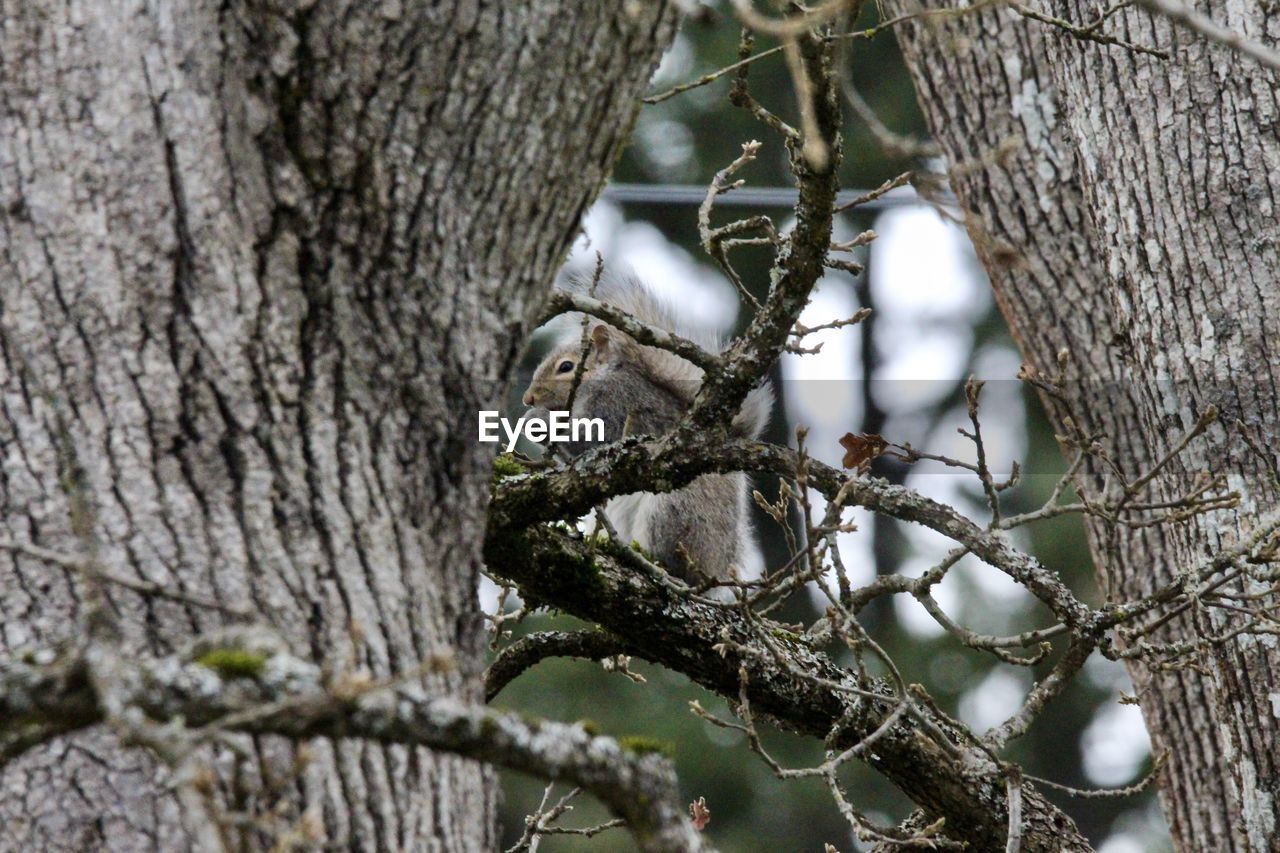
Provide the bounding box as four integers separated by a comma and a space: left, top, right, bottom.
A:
892, 6, 1280, 850
0, 1, 674, 849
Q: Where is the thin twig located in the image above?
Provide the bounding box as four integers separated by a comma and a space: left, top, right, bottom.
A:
1135, 0, 1280, 70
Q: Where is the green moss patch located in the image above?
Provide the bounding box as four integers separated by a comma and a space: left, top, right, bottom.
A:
618, 735, 675, 759
195, 648, 269, 679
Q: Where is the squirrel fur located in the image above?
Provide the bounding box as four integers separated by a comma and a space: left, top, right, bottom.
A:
522, 271, 772, 581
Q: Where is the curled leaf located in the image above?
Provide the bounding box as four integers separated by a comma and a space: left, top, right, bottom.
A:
838, 432, 888, 470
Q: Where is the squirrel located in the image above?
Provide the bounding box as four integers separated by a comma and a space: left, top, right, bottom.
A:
522, 270, 772, 582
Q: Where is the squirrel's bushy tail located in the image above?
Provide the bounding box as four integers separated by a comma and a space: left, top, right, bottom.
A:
560, 268, 774, 438
734, 382, 774, 439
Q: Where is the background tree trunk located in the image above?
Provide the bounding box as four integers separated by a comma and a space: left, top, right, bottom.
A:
892, 6, 1280, 850
0, 1, 674, 849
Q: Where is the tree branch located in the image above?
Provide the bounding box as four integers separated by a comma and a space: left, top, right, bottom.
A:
541, 290, 723, 375
486, 630, 629, 701
1135, 0, 1280, 70
484, 521, 1093, 850
490, 436, 1097, 631
0, 636, 708, 853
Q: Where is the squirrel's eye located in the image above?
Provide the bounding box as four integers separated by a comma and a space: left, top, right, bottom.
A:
556, 360, 575, 374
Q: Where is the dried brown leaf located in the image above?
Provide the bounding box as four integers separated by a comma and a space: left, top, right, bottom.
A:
838, 432, 888, 470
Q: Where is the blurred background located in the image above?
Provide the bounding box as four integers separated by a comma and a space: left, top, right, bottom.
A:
488, 4, 1168, 850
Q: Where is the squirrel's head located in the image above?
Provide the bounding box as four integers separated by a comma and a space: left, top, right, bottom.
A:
522, 323, 634, 409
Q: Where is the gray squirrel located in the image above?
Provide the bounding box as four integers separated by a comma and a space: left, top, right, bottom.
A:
521, 271, 772, 582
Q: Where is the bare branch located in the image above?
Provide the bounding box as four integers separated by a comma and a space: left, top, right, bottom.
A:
1135, 0, 1280, 70
1010, 2, 1169, 58
542, 290, 723, 375
486, 631, 629, 701
0, 639, 709, 853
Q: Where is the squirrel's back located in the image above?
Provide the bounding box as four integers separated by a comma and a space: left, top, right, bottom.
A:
527, 267, 771, 581
559, 270, 772, 439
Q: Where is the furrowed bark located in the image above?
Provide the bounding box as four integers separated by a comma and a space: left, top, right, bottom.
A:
0, 1, 675, 848
890, 5, 1280, 849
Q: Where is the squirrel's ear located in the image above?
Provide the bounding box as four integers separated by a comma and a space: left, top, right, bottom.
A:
590, 324, 616, 361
